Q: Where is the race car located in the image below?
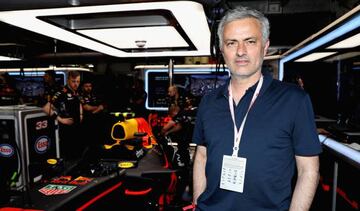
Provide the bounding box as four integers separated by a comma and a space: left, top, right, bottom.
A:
1, 112, 187, 211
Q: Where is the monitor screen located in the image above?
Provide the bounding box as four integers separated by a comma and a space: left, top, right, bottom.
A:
145, 67, 230, 111
8, 71, 65, 97
190, 74, 229, 97
14, 75, 45, 97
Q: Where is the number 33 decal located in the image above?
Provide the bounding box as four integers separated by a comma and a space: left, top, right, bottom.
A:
36, 120, 48, 130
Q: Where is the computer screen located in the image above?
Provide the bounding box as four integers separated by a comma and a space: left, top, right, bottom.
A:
144, 67, 230, 111
9, 72, 65, 97
190, 74, 229, 97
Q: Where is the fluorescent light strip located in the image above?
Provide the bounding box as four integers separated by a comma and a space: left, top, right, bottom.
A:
0, 67, 90, 72
8, 71, 46, 76
319, 134, 360, 165
279, 13, 360, 80
135, 64, 228, 70
0, 56, 21, 61
294, 52, 337, 62
146, 68, 230, 74
0, 1, 210, 57
327, 32, 360, 49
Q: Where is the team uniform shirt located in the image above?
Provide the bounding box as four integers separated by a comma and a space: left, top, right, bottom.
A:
193, 72, 322, 211
51, 85, 81, 124
173, 110, 192, 127
80, 92, 100, 107
167, 95, 186, 110
129, 89, 148, 118
79, 92, 103, 118
172, 109, 194, 141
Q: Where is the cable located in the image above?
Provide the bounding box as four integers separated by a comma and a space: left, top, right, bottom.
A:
11, 136, 22, 188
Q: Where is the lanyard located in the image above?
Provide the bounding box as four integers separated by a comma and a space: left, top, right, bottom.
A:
228, 75, 263, 157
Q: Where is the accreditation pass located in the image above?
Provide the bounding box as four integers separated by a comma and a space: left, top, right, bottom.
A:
220, 155, 247, 193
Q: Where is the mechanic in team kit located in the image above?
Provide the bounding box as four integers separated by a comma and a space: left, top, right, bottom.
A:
43, 70, 83, 161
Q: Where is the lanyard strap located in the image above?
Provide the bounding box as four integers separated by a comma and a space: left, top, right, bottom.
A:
228, 75, 263, 157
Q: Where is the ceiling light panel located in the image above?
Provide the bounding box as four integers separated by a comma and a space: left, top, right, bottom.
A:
295, 52, 337, 62
279, 10, 360, 80
78, 26, 189, 49
0, 1, 210, 57
46, 12, 170, 29
0, 56, 21, 61
327, 32, 360, 49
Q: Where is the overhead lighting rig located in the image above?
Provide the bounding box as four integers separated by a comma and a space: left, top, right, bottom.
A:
0, 1, 211, 58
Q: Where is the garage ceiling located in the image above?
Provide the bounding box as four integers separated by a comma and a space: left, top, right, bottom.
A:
0, 0, 358, 67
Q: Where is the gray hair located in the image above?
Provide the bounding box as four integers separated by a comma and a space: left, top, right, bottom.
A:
217, 6, 270, 49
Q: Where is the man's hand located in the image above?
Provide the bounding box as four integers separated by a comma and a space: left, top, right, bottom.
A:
92, 104, 104, 114
57, 117, 74, 125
